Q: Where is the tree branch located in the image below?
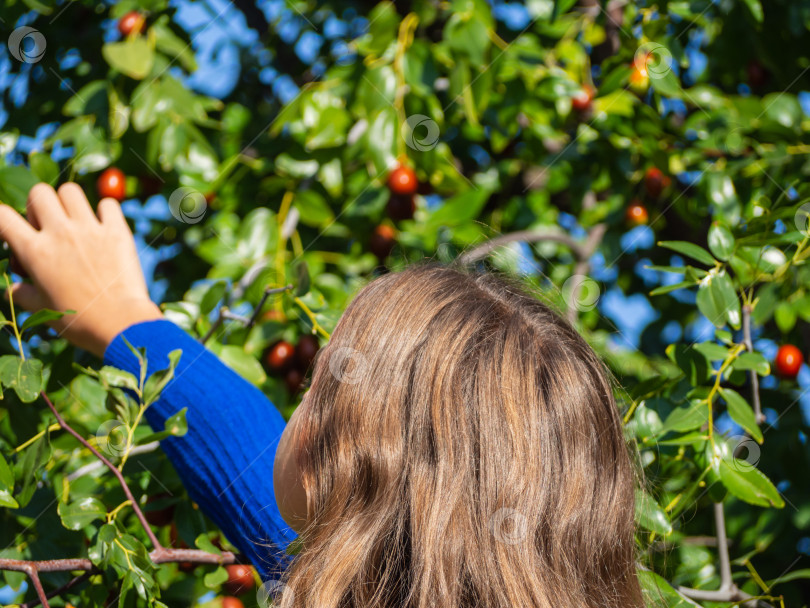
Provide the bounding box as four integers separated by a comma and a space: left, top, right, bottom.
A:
457, 227, 586, 265
40, 393, 162, 550
741, 304, 764, 423
714, 501, 733, 591
0, 548, 238, 607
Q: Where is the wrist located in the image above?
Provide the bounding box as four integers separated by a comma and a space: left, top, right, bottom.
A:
88, 299, 163, 358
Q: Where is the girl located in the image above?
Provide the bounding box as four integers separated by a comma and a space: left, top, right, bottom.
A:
0, 183, 643, 608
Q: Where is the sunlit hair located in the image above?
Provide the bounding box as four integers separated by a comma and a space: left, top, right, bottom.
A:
280, 264, 642, 608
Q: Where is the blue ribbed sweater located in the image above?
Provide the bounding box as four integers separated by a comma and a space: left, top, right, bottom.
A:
103, 319, 298, 578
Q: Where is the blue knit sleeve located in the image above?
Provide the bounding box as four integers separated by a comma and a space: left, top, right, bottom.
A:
103, 319, 298, 578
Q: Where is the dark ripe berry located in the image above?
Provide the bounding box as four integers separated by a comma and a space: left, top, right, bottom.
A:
285, 368, 305, 395
370, 225, 396, 259
571, 85, 595, 112
775, 345, 803, 380
644, 167, 669, 199
265, 341, 295, 373
386, 194, 415, 221
9, 255, 29, 279
747, 60, 769, 89
118, 11, 145, 36
295, 335, 320, 370
222, 598, 244, 608
140, 174, 162, 197
144, 493, 175, 527
387, 164, 418, 196
625, 200, 649, 227
224, 564, 255, 595
97, 167, 127, 201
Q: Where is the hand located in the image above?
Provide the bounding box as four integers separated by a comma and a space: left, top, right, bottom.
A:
0, 182, 163, 357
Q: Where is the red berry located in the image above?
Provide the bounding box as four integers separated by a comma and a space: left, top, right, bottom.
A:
295, 335, 320, 370
387, 164, 418, 196
118, 11, 145, 37
265, 341, 295, 373
97, 167, 127, 201
386, 194, 415, 221
644, 167, 669, 199
370, 225, 396, 259
625, 201, 649, 227
222, 598, 244, 608
629, 64, 649, 93
224, 564, 255, 595
775, 345, 803, 380
571, 85, 595, 112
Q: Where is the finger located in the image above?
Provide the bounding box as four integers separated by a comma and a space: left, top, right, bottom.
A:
27, 183, 68, 231
57, 182, 98, 223
3, 282, 46, 313
0, 203, 38, 255
97, 197, 129, 232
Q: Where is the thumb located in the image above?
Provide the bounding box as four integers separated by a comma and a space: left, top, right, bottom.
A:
4, 282, 47, 313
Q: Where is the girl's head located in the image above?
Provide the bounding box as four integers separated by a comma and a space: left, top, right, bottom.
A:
273, 265, 642, 608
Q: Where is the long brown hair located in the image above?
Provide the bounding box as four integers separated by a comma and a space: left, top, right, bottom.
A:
279, 264, 642, 608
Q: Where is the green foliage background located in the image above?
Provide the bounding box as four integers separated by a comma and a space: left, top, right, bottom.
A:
1, 0, 810, 606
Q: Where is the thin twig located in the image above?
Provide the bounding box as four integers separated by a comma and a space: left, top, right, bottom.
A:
247, 284, 293, 329
714, 501, 734, 591
20, 572, 93, 608
40, 393, 163, 550
458, 227, 586, 265
741, 304, 764, 423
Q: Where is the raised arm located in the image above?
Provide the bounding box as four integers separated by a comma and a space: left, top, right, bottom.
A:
0, 183, 298, 577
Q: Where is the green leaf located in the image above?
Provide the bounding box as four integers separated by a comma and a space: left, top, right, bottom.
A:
99, 366, 140, 392
21, 308, 73, 332
649, 281, 694, 296
666, 344, 710, 385
638, 569, 695, 608
215, 345, 266, 386
740, 0, 763, 21
693, 342, 730, 361
732, 352, 770, 376
143, 349, 182, 405
29, 152, 59, 185
0, 357, 44, 403
194, 534, 221, 555
204, 566, 228, 588
649, 68, 682, 98
661, 401, 708, 434
707, 223, 735, 261
102, 38, 155, 80
0, 452, 18, 508
295, 261, 311, 297
164, 407, 188, 437
658, 241, 716, 266
717, 458, 783, 508
153, 17, 197, 72
0, 166, 39, 212
635, 490, 672, 535
697, 269, 740, 328
720, 388, 763, 443
14, 434, 49, 508
295, 190, 335, 228
366, 107, 397, 176
58, 497, 107, 530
